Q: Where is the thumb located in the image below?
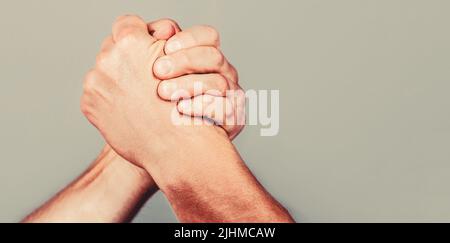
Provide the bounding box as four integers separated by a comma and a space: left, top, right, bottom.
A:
146, 40, 167, 83
147, 18, 181, 40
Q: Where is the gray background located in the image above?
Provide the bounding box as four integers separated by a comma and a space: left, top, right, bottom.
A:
0, 0, 449, 222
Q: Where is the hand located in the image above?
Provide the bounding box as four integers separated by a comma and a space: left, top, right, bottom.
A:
91, 18, 182, 169
29, 16, 292, 223
154, 26, 245, 139
81, 15, 225, 168
90, 18, 183, 174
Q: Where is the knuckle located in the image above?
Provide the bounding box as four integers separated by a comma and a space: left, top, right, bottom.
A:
227, 88, 245, 109
201, 25, 220, 45
115, 15, 129, 22
115, 15, 144, 26
80, 95, 91, 116
235, 88, 246, 101
80, 103, 89, 116
215, 74, 229, 93
229, 64, 239, 83
116, 27, 141, 44
206, 47, 225, 67
236, 90, 246, 108
100, 36, 113, 50
95, 52, 109, 68
113, 15, 147, 43
83, 70, 99, 91
184, 30, 197, 43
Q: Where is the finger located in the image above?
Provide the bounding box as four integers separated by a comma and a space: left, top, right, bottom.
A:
177, 95, 244, 136
147, 18, 181, 40
177, 95, 233, 125
219, 90, 246, 138
157, 74, 229, 101
226, 63, 239, 85
100, 36, 114, 52
112, 15, 154, 42
178, 90, 246, 138
154, 46, 235, 81
165, 25, 220, 54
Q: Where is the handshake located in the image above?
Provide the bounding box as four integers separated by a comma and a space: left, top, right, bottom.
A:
23, 16, 293, 223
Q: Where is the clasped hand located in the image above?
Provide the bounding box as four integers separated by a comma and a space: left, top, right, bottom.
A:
81, 16, 244, 169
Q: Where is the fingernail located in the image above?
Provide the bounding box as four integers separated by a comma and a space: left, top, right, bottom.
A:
155, 58, 173, 76
166, 39, 182, 53
160, 82, 176, 97
178, 100, 191, 112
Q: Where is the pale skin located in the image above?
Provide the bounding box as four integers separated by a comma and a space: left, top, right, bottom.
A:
23, 16, 293, 223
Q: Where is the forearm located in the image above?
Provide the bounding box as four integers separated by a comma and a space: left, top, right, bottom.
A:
23, 145, 156, 223
143, 128, 294, 223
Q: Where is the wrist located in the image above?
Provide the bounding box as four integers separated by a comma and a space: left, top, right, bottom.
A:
140, 125, 234, 189
79, 145, 154, 193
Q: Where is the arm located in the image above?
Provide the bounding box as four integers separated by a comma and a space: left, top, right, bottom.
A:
24, 19, 246, 223
80, 15, 294, 223
23, 19, 181, 223
144, 131, 294, 223
23, 145, 155, 223
150, 26, 292, 222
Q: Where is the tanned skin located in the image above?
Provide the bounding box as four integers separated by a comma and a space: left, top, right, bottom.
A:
24, 16, 293, 223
